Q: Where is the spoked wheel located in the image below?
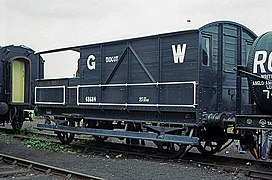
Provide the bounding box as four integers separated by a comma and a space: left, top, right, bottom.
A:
94, 136, 108, 142
83, 120, 109, 142
11, 108, 23, 133
11, 120, 23, 134
57, 120, 75, 144
87, 120, 109, 142
125, 123, 145, 146
93, 121, 109, 142
197, 140, 223, 155
155, 142, 187, 158
197, 127, 226, 155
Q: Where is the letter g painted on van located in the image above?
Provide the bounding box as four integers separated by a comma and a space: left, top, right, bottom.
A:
87, 54, 96, 70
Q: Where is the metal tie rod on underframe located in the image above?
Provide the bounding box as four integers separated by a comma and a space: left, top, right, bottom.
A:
35, 124, 199, 145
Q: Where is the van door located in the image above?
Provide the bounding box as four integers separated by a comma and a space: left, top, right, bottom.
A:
200, 33, 217, 112
221, 27, 239, 112
12, 59, 26, 103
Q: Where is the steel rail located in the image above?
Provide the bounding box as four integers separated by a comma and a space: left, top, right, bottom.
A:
184, 158, 272, 179
0, 153, 104, 180
245, 169, 272, 180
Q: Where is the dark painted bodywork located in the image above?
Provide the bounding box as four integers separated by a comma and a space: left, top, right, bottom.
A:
35, 21, 257, 127
0, 45, 44, 124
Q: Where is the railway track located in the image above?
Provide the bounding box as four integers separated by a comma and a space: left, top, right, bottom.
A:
181, 154, 272, 180
0, 153, 104, 180
1, 128, 272, 179
245, 169, 272, 179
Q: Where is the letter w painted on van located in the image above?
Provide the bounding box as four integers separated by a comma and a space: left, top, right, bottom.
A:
172, 44, 187, 63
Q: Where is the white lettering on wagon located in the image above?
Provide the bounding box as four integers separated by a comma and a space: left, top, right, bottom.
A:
105, 56, 119, 63
252, 51, 272, 99
87, 54, 96, 70
85, 96, 97, 102
253, 51, 272, 73
172, 44, 187, 63
139, 96, 150, 103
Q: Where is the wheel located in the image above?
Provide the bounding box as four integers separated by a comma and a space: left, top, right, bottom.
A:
155, 142, 187, 158
125, 123, 144, 146
11, 120, 23, 133
57, 120, 75, 144
57, 132, 75, 144
196, 127, 226, 155
197, 140, 223, 155
11, 108, 23, 133
125, 138, 141, 145
84, 120, 109, 142
93, 136, 108, 142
